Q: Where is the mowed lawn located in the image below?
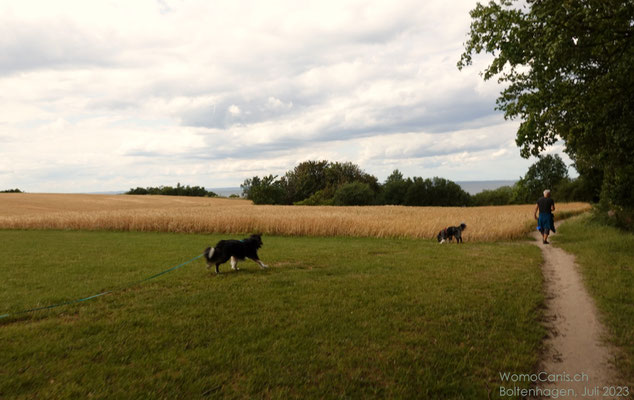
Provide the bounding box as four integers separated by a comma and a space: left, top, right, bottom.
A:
1, 230, 544, 399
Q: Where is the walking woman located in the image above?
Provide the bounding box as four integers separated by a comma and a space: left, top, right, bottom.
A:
534, 189, 555, 244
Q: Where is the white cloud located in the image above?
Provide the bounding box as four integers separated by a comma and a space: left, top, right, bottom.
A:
0, 0, 573, 192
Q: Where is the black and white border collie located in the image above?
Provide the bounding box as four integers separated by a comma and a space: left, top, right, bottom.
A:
437, 223, 467, 244
204, 234, 269, 274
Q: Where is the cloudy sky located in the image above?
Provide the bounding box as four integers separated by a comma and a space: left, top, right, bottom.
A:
0, 0, 572, 193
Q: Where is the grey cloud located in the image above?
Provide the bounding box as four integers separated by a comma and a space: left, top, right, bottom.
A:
87, 99, 136, 111
179, 83, 497, 136
0, 20, 118, 74
123, 129, 505, 166
181, 96, 296, 129
375, 140, 505, 161
377, 95, 499, 134
122, 134, 301, 162
161, 91, 501, 163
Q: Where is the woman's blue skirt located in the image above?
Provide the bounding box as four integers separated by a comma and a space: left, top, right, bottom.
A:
537, 213, 556, 233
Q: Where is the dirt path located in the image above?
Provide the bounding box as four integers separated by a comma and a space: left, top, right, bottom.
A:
533, 221, 619, 399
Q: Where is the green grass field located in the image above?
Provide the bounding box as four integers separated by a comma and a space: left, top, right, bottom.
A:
0, 230, 545, 399
553, 215, 634, 388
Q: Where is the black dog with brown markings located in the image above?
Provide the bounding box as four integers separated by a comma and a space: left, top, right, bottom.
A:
204, 234, 269, 274
437, 223, 467, 244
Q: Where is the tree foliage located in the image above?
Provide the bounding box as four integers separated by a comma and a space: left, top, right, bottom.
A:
403, 177, 471, 207
126, 183, 216, 197
471, 155, 593, 205
555, 176, 598, 203
241, 162, 470, 206
240, 175, 285, 205
471, 186, 514, 206
278, 160, 380, 204
382, 169, 410, 205
240, 159, 592, 207
512, 154, 569, 203
279, 160, 329, 204
459, 0, 634, 215
333, 182, 375, 206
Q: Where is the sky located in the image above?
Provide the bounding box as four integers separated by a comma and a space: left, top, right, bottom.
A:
0, 0, 574, 193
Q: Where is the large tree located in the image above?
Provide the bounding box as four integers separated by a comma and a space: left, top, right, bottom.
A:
241, 175, 285, 205
280, 160, 329, 204
382, 169, 411, 205
279, 160, 379, 204
458, 0, 634, 216
512, 154, 569, 204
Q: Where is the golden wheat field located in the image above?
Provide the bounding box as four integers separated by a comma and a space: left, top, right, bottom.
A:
0, 193, 591, 241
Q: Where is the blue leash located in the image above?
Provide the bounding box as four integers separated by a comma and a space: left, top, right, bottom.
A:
0, 253, 203, 320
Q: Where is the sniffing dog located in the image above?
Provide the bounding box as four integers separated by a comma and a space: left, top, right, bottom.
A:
437, 223, 467, 244
204, 234, 269, 274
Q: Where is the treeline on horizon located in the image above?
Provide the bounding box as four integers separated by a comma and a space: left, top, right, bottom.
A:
125, 183, 217, 197
241, 156, 596, 207
0, 188, 23, 193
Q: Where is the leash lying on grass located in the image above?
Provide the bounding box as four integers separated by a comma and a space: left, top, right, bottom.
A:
0, 254, 204, 320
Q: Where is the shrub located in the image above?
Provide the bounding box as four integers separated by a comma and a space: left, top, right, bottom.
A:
332, 182, 375, 206
471, 186, 514, 206
294, 189, 334, 206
